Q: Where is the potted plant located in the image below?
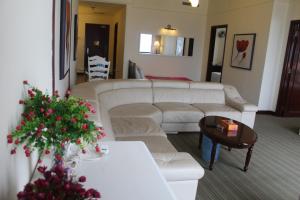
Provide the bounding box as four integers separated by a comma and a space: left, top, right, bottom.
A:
7, 81, 106, 162
7, 81, 104, 199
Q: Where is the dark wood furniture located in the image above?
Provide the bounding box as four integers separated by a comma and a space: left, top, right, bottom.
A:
199, 116, 257, 171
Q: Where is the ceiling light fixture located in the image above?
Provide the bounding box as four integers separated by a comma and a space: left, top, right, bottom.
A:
164, 24, 176, 31
189, 0, 199, 7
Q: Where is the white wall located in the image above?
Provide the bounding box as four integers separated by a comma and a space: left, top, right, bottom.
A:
258, 0, 300, 111
202, 0, 274, 105
0, 0, 52, 199
123, 1, 208, 80
258, 0, 290, 110
0, 0, 78, 198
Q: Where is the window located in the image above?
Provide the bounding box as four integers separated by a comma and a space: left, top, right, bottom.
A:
139, 33, 153, 53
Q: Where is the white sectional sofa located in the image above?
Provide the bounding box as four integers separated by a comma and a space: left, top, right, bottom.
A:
71, 79, 258, 200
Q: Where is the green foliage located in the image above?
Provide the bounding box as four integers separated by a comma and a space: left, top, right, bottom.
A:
7, 81, 105, 158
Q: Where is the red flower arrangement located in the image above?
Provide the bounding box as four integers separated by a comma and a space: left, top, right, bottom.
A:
7, 81, 106, 161
17, 164, 101, 200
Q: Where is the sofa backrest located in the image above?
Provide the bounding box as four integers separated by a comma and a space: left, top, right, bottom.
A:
189, 82, 225, 104
98, 88, 153, 111
152, 80, 191, 103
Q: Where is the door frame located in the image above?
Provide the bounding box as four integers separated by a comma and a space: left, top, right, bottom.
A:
206, 24, 228, 82
276, 20, 300, 116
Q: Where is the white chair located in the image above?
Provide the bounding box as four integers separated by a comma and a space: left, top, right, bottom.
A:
87, 56, 110, 81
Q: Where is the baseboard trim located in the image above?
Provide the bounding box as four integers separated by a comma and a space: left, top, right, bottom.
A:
257, 110, 276, 115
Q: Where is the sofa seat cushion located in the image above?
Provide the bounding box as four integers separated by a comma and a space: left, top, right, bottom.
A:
152, 153, 205, 181
192, 103, 241, 121
154, 102, 204, 123
109, 103, 162, 124
111, 118, 166, 138
116, 136, 177, 153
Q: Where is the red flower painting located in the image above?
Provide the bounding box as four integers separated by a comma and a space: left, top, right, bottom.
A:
231, 34, 256, 70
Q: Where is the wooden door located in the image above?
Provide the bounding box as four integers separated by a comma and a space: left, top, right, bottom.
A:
84, 24, 109, 71
277, 20, 300, 116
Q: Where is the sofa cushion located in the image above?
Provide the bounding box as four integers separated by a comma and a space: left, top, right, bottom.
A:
192, 103, 241, 121
111, 118, 166, 138
109, 103, 162, 124
152, 153, 205, 181
154, 102, 204, 123
116, 136, 177, 153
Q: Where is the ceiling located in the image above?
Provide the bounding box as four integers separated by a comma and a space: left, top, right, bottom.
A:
78, 1, 125, 16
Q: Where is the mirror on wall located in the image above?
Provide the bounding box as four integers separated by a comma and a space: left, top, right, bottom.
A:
206, 25, 228, 83
139, 33, 194, 57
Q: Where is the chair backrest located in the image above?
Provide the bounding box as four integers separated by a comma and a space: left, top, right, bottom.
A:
87, 56, 110, 81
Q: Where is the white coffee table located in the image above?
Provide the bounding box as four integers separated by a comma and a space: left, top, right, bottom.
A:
75, 141, 177, 200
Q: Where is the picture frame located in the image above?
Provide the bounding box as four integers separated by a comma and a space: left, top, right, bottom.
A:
59, 0, 72, 80
73, 14, 78, 61
231, 33, 256, 70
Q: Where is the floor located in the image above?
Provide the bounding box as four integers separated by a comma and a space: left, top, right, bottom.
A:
167, 114, 300, 200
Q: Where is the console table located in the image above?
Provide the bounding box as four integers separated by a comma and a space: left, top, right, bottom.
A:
75, 141, 177, 200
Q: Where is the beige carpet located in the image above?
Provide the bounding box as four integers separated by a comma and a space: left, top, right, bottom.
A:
167, 114, 300, 200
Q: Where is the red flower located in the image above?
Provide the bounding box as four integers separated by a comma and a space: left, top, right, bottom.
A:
38, 159, 42, 164
47, 109, 54, 114
25, 149, 31, 157
14, 139, 20, 145
39, 123, 45, 129
37, 166, 47, 173
82, 124, 88, 130
70, 118, 77, 123
82, 149, 86, 154
76, 139, 81, 144
19, 100, 25, 104
84, 114, 89, 119
16, 125, 21, 131
21, 120, 26, 126
45, 149, 50, 155
236, 40, 249, 53
56, 116, 62, 121
95, 145, 100, 153
91, 109, 96, 114
55, 154, 62, 161
10, 148, 16, 155
23, 80, 28, 85
7, 135, 13, 144
78, 176, 86, 183
40, 108, 45, 113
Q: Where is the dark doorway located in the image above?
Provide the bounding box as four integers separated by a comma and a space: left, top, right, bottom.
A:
112, 23, 119, 79
206, 25, 228, 82
84, 23, 109, 72
276, 20, 300, 117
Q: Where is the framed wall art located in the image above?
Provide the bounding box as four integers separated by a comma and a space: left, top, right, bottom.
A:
231, 33, 256, 70
60, 0, 72, 80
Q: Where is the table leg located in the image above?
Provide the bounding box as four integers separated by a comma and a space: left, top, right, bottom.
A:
244, 144, 254, 172
198, 132, 203, 149
209, 141, 217, 170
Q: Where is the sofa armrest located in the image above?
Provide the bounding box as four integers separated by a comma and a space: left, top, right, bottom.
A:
152, 152, 205, 182
224, 85, 258, 112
